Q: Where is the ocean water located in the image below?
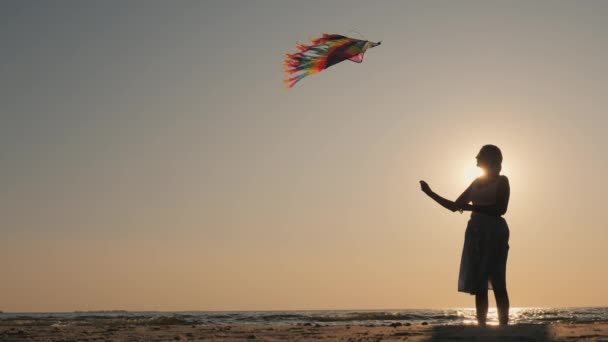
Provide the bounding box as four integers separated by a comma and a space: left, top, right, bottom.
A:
1, 308, 607, 326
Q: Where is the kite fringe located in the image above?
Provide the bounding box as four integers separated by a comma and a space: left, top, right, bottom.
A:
283, 33, 353, 89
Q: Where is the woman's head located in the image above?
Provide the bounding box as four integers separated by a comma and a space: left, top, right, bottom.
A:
476, 144, 502, 176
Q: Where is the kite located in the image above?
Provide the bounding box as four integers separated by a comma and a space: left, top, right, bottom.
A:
283, 33, 381, 89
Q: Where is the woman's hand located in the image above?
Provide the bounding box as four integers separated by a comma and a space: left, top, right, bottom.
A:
419, 180, 433, 196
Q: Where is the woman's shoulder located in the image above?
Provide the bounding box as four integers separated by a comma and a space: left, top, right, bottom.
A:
473, 175, 509, 186
495, 175, 510, 191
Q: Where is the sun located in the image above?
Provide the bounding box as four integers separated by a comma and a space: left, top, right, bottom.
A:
463, 162, 484, 185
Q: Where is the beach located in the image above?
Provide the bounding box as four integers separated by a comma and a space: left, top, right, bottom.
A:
2, 320, 608, 341
2, 308, 608, 340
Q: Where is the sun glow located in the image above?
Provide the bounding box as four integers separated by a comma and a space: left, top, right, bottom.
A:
463, 162, 484, 185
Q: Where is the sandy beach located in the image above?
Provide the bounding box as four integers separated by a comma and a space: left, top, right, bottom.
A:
2, 320, 608, 341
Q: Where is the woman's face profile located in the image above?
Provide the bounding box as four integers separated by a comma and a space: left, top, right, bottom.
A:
475, 150, 490, 172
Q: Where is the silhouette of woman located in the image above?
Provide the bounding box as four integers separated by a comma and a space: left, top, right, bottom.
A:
420, 145, 510, 326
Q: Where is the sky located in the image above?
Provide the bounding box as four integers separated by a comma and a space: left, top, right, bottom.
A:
1, 0, 608, 312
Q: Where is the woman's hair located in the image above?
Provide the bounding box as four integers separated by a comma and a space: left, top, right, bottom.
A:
479, 144, 503, 175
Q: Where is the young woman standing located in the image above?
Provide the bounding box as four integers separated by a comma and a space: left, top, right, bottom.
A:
420, 144, 510, 326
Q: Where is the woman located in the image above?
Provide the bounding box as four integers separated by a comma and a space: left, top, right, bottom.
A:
419, 144, 510, 326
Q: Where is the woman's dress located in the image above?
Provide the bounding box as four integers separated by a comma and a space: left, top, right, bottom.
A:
457, 179, 510, 294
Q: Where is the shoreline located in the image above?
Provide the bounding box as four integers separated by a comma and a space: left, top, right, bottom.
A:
2, 321, 608, 341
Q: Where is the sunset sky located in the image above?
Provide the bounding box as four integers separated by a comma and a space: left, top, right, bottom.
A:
2, 1, 608, 312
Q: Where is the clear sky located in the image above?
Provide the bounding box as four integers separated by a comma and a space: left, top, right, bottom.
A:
2, 0, 607, 312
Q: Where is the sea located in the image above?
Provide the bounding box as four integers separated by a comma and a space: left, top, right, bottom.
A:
1, 308, 607, 326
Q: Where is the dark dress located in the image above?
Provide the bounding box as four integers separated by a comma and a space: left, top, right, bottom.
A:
457, 178, 510, 294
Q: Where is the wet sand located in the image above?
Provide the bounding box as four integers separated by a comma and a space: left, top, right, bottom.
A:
2, 320, 608, 341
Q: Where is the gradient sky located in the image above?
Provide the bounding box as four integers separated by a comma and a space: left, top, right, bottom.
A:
2, 1, 608, 312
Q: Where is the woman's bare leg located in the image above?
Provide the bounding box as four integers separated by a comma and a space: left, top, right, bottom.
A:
494, 288, 510, 325
475, 290, 489, 326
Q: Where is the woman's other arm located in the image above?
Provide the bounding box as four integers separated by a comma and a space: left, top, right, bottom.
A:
455, 182, 473, 209
460, 176, 510, 216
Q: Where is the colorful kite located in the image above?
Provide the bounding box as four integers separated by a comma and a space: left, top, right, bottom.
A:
283, 33, 381, 89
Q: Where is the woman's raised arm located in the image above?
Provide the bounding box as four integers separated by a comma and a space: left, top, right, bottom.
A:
419, 180, 460, 212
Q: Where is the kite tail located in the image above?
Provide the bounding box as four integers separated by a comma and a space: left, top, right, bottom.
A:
283, 51, 327, 88
283, 33, 349, 89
